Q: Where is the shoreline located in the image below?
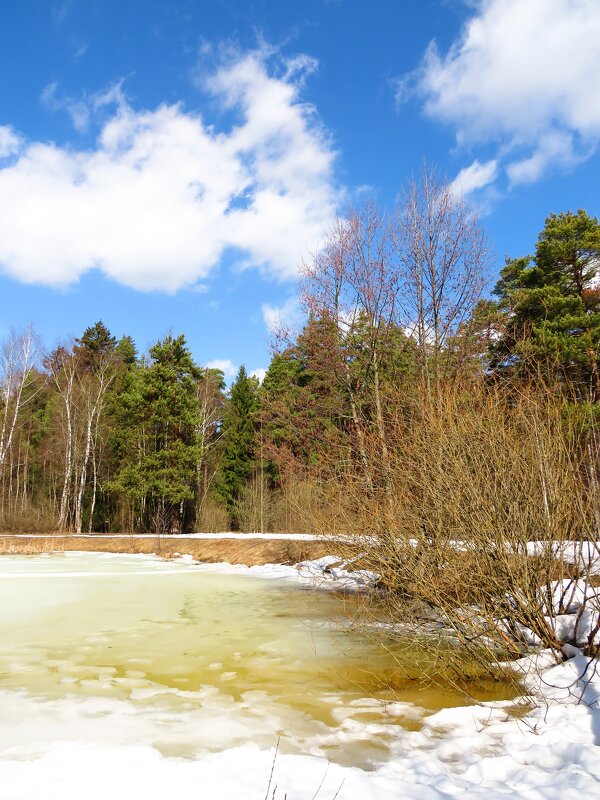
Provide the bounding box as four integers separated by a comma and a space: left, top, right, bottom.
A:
0, 533, 334, 567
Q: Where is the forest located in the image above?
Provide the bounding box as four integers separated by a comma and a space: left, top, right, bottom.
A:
0, 170, 599, 567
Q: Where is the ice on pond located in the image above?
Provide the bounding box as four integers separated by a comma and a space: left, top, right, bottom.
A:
2, 552, 587, 800
0, 553, 464, 765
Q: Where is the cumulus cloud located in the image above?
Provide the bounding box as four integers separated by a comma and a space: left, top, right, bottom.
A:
206, 358, 237, 378
450, 158, 498, 196
505, 131, 582, 186
205, 360, 266, 383
261, 296, 303, 334
404, 0, 600, 188
0, 126, 21, 158
0, 51, 338, 291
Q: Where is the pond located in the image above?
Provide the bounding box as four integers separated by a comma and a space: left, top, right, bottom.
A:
0, 552, 515, 798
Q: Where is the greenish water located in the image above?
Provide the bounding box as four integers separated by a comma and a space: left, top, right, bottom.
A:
0, 552, 513, 768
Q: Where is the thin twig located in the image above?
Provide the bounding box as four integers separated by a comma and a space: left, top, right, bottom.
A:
264, 737, 280, 800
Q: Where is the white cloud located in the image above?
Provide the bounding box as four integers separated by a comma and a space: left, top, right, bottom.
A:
450, 158, 498, 196
0, 51, 338, 291
0, 126, 21, 158
406, 0, 600, 187
41, 82, 91, 133
261, 296, 303, 334
206, 358, 237, 378
505, 131, 581, 186
206, 360, 266, 382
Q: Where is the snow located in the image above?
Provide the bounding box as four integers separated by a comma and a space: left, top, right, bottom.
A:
192, 554, 379, 591
2, 655, 600, 799
526, 540, 600, 575
1, 552, 600, 798
35, 551, 378, 592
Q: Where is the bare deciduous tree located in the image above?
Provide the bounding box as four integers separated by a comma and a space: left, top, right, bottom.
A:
73, 351, 118, 534
45, 345, 77, 531
393, 164, 490, 390
0, 326, 42, 497
301, 203, 400, 499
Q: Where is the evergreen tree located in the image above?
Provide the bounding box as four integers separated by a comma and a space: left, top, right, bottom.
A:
115, 335, 137, 366
261, 315, 346, 476
215, 366, 258, 526
444, 299, 506, 378
344, 311, 418, 413
74, 321, 117, 371
194, 366, 227, 525
111, 334, 201, 532
492, 210, 600, 398
261, 313, 418, 483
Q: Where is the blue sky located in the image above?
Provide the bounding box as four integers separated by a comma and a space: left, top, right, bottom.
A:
0, 0, 598, 379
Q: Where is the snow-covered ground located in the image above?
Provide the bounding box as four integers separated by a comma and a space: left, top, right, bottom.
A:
181, 553, 379, 591
0, 552, 599, 798
1, 652, 599, 799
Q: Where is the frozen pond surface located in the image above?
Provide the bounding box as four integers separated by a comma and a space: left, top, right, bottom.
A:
0, 553, 477, 759
1, 552, 588, 799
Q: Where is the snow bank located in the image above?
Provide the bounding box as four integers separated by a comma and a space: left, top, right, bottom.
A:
158, 553, 379, 592
2, 653, 600, 799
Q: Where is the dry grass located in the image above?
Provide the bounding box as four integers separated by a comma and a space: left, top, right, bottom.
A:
0, 534, 333, 566
0, 536, 65, 555
0, 508, 59, 534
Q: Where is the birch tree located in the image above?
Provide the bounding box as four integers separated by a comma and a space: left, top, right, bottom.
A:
73, 358, 117, 533
45, 345, 77, 530
0, 326, 43, 517
0, 326, 42, 473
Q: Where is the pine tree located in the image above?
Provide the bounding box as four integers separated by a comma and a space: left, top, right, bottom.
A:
493, 210, 600, 399
74, 321, 117, 370
110, 334, 201, 532
194, 366, 227, 525
215, 366, 258, 526
115, 335, 137, 366
261, 315, 346, 476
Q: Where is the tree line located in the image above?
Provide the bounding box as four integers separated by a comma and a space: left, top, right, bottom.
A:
0, 167, 599, 540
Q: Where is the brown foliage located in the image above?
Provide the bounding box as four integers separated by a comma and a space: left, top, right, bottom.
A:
307, 379, 600, 667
